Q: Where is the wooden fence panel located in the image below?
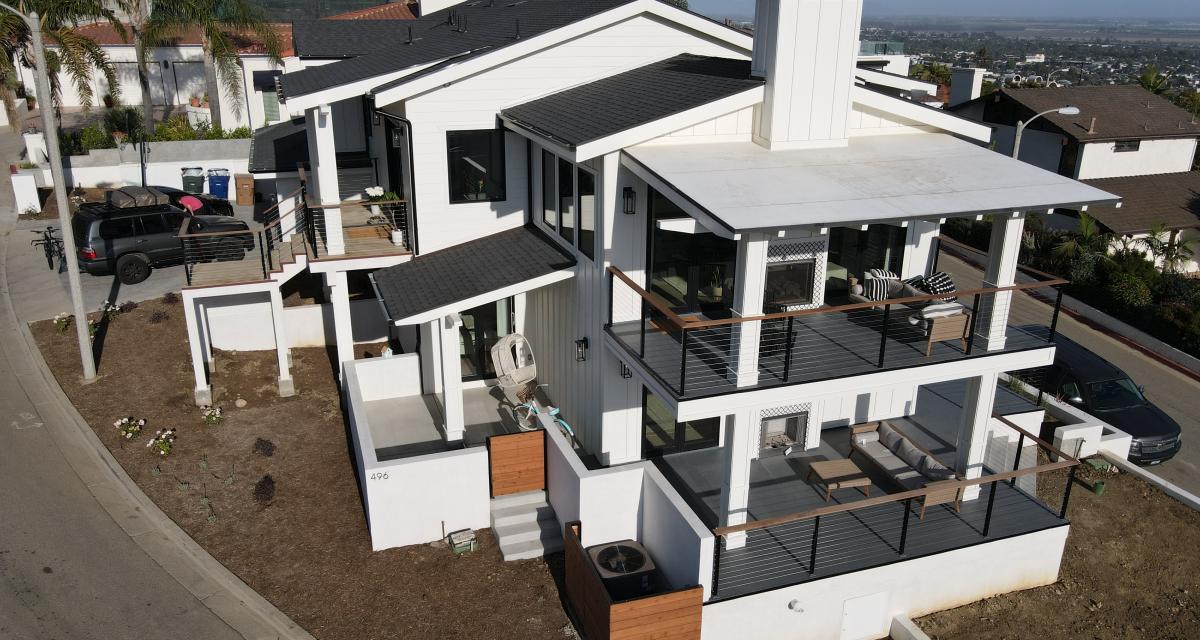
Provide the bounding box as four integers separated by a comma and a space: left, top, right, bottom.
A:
489, 430, 545, 497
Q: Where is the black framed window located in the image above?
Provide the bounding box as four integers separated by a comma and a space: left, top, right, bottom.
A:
446, 129, 506, 203
1114, 139, 1140, 153
647, 188, 737, 316
558, 157, 575, 245
541, 149, 557, 229
642, 387, 720, 458
577, 167, 595, 260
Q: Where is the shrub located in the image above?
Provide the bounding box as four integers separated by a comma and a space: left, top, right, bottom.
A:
1156, 273, 1200, 306
201, 406, 223, 426
225, 126, 251, 139
146, 428, 177, 457
149, 310, 170, 324
113, 416, 145, 440
53, 312, 71, 333
1150, 304, 1200, 357
1107, 273, 1153, 309
79, 124, 116, 152
151, 115, 199, 142
1068, 252, 1104, 286
162, 292, 180, 305
253, 437, 275, 457
118, 300, 138, 314
103, 106, 143, 141
254, 474, 275, 503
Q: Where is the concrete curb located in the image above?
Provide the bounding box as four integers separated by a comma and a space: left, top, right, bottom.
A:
1101, 453, 1200, 512
1, 221, 314, 639
15, 322, 317, 640
891, 614, 932, 640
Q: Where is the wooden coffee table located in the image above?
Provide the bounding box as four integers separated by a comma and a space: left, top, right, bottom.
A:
806, 459, 872, 502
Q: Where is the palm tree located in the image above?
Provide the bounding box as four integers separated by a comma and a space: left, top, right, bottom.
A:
111, 0, 155, 136
1138, 222, 1197, 274
1052, 213, 1111, 260
0, 0, 122, 124
1138, 64, 1171, 95
143, 0, 282, 130
910, 62, 952, 86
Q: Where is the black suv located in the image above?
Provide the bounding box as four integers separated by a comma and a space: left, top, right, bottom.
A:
74, 187, 252, 284
1038, 334, 1182, 465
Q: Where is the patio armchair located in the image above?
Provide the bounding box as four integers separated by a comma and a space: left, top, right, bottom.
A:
849, 421, 963, 520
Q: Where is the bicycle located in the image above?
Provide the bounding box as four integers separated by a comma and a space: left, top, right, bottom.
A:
512, 397, 576, 441
30, 226, 65, 272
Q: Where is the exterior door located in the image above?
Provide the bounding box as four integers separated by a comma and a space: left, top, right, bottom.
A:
459, 298, 513, 381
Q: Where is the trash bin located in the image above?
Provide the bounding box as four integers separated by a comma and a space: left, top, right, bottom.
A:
181, 167, 205, 194
234, 173, 255, 206
207, 168, 231, 199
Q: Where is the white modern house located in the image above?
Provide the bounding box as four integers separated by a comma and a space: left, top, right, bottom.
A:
951, 85, 1200, 272
179, 1, 1128, 638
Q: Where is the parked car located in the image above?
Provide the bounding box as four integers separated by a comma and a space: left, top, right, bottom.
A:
149, 185, 235, 217
1038, 333, 1182, 465
74, 187, 253, 285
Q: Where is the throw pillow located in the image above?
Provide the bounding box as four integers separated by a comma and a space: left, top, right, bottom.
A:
902, 275, 926, 289
867, 268, 899, 281
894, 439, 925, 470
920, 302, 965, 320
862, 278, 890, 302
877, 422, 902, 451
920, 271, 957, 301
919, 455, 956, 481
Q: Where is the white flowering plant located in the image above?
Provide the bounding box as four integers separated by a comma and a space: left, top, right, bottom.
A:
201, 406, 223, 426
365, 186, 385, 201
113, 416, 146, 440
54, 312, 71, 333
100, 300, 120, 321
146, 428, 177, 456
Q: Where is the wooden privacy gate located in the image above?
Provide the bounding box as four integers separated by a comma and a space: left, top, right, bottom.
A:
488, 430, 545, 497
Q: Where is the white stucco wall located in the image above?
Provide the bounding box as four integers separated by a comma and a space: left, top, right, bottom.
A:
700, 525, 1069, 640
205, 296, 388, 351
1076, 137, 1199, 180
59, 139, 249, 190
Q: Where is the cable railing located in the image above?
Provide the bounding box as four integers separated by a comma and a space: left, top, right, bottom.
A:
178, 186, 308, 287
605, 251, 1068, 398
708, 414, 1081, 600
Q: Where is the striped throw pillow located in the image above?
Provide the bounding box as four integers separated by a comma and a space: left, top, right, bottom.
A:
862, 278, 891, 302
868, 268, 898, 281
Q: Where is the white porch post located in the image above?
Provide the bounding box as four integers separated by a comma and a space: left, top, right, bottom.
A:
277, 187, 299, 242
975, 212, 1026, 351
439, 313, 465, 443
902, 220, 941, 279
269, 287, 295, 397
310, 104, 345, 255
196, 299, 213, 369
955, 371, 999, 501
730, 233, 769, 387
183, 294, 212, 406
419, 319, 443, 395
719, 411, 755, 549
325, 271, 354, 376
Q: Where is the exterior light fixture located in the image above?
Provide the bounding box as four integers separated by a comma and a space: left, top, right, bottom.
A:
575, 337, 589, 362
1056, 106, 1081, 116
620, 362, 633, 379
622, 186, 636, 215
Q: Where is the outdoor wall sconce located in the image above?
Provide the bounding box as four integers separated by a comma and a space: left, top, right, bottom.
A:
620, 362, 633, 379
622, 186, 636, 215
575, 337, 589, 362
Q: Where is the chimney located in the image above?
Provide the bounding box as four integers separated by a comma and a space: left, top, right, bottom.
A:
751, 0, 864, 151
949, 68, 985, 107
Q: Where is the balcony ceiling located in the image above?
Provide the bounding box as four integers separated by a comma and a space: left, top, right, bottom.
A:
625, 133, 1122, 235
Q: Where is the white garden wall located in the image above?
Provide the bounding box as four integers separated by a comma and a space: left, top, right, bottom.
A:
59, 139, 250, 190
205, 296, 388, 351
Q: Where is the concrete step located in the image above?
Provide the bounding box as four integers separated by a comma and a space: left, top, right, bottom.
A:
499, 535, 564, 561
490, 490, 547, 510
491, 503, 557, 529
494, 519, 561, 546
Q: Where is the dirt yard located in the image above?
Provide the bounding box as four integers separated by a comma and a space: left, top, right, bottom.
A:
918, 460, 1200, 639
32, 298, 575, 640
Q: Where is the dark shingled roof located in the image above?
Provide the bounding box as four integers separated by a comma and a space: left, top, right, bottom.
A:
373, 226, 576, 322
501, 55, 761, 148
248, 118, 309, 174
281, 0, 639, 99
997, 86, 1200, 142
1082, 172, 1200, 234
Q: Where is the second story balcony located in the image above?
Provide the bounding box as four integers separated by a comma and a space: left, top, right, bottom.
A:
605, 237, 1067, 401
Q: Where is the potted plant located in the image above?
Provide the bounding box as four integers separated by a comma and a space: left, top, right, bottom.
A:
709, 271, 724, 298
26, 95, 35, 111
190, 95, 200, 107
365, 186, 385, 217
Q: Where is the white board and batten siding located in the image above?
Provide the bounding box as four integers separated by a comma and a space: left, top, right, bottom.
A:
400, 13, 749, 255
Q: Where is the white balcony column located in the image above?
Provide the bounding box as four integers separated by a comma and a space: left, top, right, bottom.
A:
955, 371, 999, 501
183, 293, 212, 406
439, 313, 466, 443
901, 220, 941, 279
196, 299, 213, 369
269, 286, 295, 397
419, 319, 443, 395
719, 411, 756, 550
729, 233, 770, 388
974, 212, 1026, 351
277, 187, 299, 242
325, 271, 354, 377
310, 104, 345, 255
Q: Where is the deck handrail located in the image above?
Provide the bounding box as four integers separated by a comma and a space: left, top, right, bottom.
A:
712, 414, 1079, 537
607, 265, 1068, 331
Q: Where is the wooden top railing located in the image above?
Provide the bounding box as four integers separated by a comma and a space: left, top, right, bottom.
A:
712, 414, 1078, 537
608, 264, 1068, 332
175, 186, 306, 240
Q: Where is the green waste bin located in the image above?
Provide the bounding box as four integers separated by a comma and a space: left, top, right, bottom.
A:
181, 167, 205, 194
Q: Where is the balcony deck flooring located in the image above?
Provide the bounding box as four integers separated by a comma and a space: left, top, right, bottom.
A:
655, 427, 1065, 601
610, 307, 1051, 399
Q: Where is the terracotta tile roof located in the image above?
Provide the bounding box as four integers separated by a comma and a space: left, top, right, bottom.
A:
327, 2, 417, 21
70, 21, 294, 57
1000, 86, 1200, 143
1082, 171, 1200, 234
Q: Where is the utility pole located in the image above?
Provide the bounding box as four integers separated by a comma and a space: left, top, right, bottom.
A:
11, 4, 97, 379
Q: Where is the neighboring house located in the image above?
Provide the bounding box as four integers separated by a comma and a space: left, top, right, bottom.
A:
177, 2, 1124, 638
951, 85, 1200, 272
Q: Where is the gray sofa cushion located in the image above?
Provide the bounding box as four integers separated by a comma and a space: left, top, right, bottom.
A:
919, 455, 956, 481
894, 439, 925, 470
853, 430, 879, 446
893, 469, 926, 490
877, 422, 902, 451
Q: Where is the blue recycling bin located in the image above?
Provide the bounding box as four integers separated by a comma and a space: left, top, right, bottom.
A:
207, 168, 231, 199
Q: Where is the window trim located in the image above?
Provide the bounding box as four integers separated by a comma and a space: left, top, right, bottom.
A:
446, 129, 507, 204
576, 165, 597, 261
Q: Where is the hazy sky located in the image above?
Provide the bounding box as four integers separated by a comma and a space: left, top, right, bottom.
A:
689, 0, 1200, 21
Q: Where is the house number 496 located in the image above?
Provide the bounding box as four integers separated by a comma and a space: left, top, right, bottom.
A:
369, 472, 389, 481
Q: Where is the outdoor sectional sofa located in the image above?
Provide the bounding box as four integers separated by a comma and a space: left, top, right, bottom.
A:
848, 272, 971, 356
850, 421, 963, 519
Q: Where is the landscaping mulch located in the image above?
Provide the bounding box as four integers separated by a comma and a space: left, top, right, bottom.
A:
31, 298, 575, 640
918, 460, 1200, 639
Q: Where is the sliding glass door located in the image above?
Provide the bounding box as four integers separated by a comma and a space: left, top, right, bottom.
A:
647, 188, 737, 317
459, 298, 513, 381
825, 225, 907, 299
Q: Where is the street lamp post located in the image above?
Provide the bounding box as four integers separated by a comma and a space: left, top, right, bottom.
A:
3, 3, 97, 379
1013, 105, 1081, 160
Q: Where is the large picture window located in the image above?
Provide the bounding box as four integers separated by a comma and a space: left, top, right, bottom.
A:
541, 149, 557, 229
577, 168, 595, 260
557, 157, 575, 245
446, 129, 506, 203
